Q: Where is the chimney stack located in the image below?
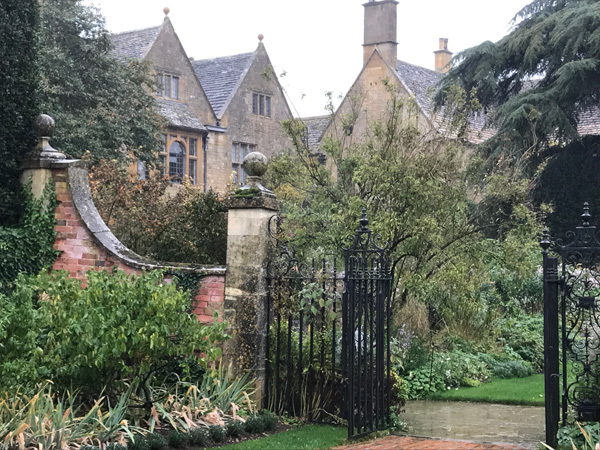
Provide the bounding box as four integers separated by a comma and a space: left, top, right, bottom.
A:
434, 38, 452, 73
363, 0, 399, 68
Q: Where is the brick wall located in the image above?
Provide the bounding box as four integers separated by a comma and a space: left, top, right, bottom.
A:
49, 165, 225, 324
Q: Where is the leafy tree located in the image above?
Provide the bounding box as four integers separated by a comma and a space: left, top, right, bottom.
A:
90, 159, 227, 265
39, 0, 165, 164
0, 0, 40, 225
436, 0, 600, 157
268, 88, 542, 337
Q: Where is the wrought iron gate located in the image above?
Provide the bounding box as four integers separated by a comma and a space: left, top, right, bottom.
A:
541, 203, 600, 448
265, 209, 392, 439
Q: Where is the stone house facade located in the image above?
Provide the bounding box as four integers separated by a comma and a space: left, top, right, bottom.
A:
110, 11, 292, 193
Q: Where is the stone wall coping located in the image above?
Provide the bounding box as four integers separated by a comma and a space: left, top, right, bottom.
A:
63, 159, 225, 276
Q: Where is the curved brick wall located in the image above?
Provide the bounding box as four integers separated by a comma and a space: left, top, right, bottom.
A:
49, 161, 226, 323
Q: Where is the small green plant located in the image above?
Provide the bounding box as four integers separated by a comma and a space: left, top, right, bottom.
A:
232, 187, 260, 198
244, 414, 266, 434
226, 420, 245, 437
259, 410, 278, 432
127, 435, 150, 450
188, 428, 208, 446
144, 433, 167, 450
167, 430, 188, 448
208, 425, 226, 442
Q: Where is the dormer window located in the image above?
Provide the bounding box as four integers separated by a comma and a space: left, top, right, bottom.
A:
156, 73, 179, 100
252, 93, 271, 117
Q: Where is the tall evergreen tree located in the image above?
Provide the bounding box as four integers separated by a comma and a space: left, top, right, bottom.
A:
39, 0, 165, 164
436, 0, 600, 154
0, 0, 40, 225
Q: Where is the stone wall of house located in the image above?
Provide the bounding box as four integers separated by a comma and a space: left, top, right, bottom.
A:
147, 18, 216, 126
213, 42, 294, 191
323, 50, 435, 147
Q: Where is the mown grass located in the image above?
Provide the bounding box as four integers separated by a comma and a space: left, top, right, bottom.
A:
218, 424, 347, 450
427, 374, 545, 406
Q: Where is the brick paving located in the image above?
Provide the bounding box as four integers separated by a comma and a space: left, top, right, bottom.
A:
333, 435, 537, 450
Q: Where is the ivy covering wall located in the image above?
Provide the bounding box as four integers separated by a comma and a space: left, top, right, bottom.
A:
0, 182, 58, 292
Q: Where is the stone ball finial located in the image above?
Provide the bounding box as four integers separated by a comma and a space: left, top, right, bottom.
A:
163, 6, 170, 16
35, 114, 55, 138
258, 34, 264, 42
242, 152, 268, 178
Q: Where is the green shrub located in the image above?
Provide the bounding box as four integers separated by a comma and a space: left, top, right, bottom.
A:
127, 436, 150, 450
145, 433, 167, 450
188, 428, 208, 446
477, 353, 534, 379
497, 315, 544, 372
244, 414, 266, 434
259, 410, 278, 431
405, 349, 491, 399
226, 420, 245, 437
81, 446, 101, 450
208, 425, 226, 442
167, 431, 188, 448
0, 268, 229, 396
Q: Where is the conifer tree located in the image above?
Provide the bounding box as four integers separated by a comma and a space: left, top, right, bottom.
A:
436, 0, 600, 152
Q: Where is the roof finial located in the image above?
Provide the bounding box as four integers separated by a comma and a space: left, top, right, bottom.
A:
258, 34, 264, 42
163, 7, 170, 16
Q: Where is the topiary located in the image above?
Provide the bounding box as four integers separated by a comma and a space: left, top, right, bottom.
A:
208, 425, 225, 442
167, 431, 188, 449
188, 428, 208, 446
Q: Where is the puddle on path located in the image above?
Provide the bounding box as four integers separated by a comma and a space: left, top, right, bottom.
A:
401, 400, 545, 445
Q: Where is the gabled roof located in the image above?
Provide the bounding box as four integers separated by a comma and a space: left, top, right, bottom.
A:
394, 60, 495, 144
157, 99, 207, 132
110, 25, 163, 61
192, 52, 256, 119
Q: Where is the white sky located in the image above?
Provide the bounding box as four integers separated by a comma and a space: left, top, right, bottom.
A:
86, 0, 531, 118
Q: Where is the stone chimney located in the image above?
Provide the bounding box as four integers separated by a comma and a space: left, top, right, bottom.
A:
363, 0, 399, 68
434, 38, 453, 73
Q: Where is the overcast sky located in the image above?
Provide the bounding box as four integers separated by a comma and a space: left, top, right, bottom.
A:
86, 0, 531, 118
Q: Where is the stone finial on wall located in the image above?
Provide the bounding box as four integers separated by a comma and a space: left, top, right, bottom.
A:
23, 114, 66, 166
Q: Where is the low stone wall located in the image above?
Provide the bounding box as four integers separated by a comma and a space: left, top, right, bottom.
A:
40, 160, 226, 324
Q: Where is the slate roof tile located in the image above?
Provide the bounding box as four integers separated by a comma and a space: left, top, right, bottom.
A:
110, 25, 163, 61
156, 99, 207, 132
395, 60, 495, 144
192, 52, 255, 119
302, 116, 331, 151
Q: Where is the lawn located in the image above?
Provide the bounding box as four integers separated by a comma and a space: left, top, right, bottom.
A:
427, 374, 545, 406
218, 424, 347, 450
